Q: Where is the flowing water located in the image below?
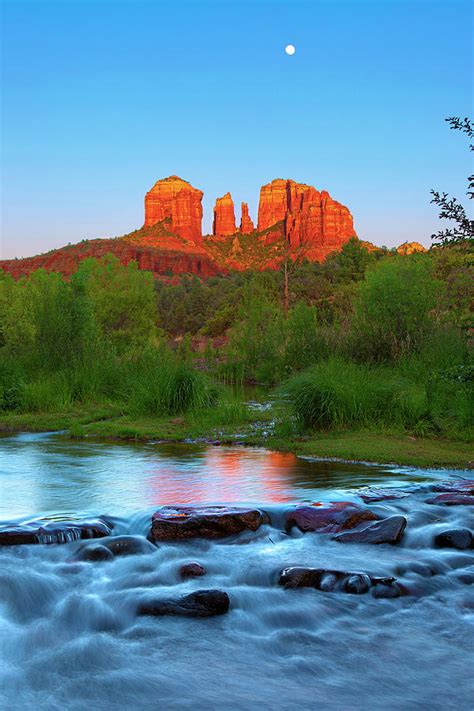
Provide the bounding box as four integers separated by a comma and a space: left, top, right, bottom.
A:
0, 432, 473, 710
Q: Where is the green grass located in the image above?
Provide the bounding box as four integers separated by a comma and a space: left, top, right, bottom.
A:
267, 430, 473, 469
279, 357, 472, 439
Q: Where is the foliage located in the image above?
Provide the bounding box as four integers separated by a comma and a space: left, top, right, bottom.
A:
431, 117, 474, 246
351, 256, 439, 362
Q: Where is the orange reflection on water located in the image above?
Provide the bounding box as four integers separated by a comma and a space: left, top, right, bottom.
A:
147, 447, 298, 505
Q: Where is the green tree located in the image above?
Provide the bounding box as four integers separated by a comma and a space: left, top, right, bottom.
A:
352, 256, 439, 362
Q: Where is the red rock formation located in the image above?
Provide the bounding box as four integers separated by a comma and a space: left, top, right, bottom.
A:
396, 241, 427, 255
1, 175, 360, 281
240, 202, 255, 234
213, 193, 237, 236
257, 179, 355, 257
144, 176, 203, 244
0, 226, 223, 281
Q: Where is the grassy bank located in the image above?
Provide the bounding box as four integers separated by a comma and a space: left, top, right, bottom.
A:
1, 406, 472, 469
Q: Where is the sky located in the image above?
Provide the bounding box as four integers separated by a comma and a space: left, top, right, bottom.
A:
1, 0, 472, 259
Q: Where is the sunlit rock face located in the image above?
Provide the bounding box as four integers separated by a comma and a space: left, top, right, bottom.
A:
144, 175, 203, 244
257, 178, 355, 257
396, 241, 427, 255
240, 202, 255, 234
213, 192, 237, 236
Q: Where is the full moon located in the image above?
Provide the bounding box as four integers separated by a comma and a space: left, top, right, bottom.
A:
285, 44, 296, 55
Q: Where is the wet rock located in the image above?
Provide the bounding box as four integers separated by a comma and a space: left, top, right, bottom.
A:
372, 582, 403, 599
334, 515, 407, 545
434, 528, 473, 550
179, 562, 206, 579
278, 566, 396, 596
343, 574, 371, 595
427, 493, 474, 506
285, 502, 379, 534
431, 480, 474, 494
0, 519, 112, 546
149, 506, 269, 541
319, 573, 338, 592
103, 535, 157, 557
359, 488, 410, 503
137, 589, 230, 617
76, 545, 114, 562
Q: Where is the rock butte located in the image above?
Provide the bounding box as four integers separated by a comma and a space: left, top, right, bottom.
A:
0, 174, 412, 280
213, 192, 237, 237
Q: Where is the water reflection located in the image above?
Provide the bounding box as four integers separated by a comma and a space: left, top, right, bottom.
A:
0, 433, 456, 519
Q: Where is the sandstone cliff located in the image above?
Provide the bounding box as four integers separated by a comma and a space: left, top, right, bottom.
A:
213, 193, 237, 236
257, 179, 355, 258
144, 176, 203, 244
240, 202, 255, 234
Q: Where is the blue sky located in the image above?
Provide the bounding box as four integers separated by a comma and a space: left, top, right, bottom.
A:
1, 0, 472, 258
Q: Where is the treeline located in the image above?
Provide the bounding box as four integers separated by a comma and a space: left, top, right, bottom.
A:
0, 240, 472, 439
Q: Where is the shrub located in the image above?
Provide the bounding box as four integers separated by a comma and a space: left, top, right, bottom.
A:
351, 256, 439, 362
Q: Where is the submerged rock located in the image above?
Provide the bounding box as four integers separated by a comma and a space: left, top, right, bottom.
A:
278, 566, 397, 596
103, 535, 156, 557
0, 519, 112, 546
334, 515, 407, 545
359, 488, 410, 503
137, 589, 230, 617
372, 582, 404, 598
149, 506, 269, 541
431, 480, 474, 494
285, 502, 379, 534
427, 493, 474, 506
76, 545, 114, 562
434, 529, 473, 550
179, 562, 206, 579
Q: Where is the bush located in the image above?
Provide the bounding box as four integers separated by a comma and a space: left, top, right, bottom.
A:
351, 256, 439, 362
280, 358, 429, 433
126, 348, 218, 416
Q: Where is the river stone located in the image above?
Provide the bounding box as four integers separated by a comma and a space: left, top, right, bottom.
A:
343, 574, 371, 594
278, 566, 396, 595
434, 528, 473, 550
137, 589, 230, 617
431, 480, 474, 494
179, 562, 206, 579
149, 506, 269, 541
76, 545, 114, 562
359, 488, 410, 503
427, 493, 474, 506
0, 519, 113, 546
103, 535, 157, 557
333, 515, 407, 545
372, 582, 403, 599
285, 502, 379, 534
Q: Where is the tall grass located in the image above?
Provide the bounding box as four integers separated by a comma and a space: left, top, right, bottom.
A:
279, 357, 471, 439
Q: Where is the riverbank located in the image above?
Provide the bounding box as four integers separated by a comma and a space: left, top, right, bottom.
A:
1, 405, 472, 469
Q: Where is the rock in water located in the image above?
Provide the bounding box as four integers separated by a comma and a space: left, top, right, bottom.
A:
102, 535, 157, 557
0, 519, 113, 545
149, 505, 269, 541
137, 590, 230, 617
278, 566, 397, 596
76, 545, 114, 562
179, 562, 206, 579
343, 574, 371, 595
213, 192, 237, 236
333, 515, 407, 545
427, 493, 474, 506
359, 488, 410, 503
434, 529, 473, 550
285, 502, 379, 534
